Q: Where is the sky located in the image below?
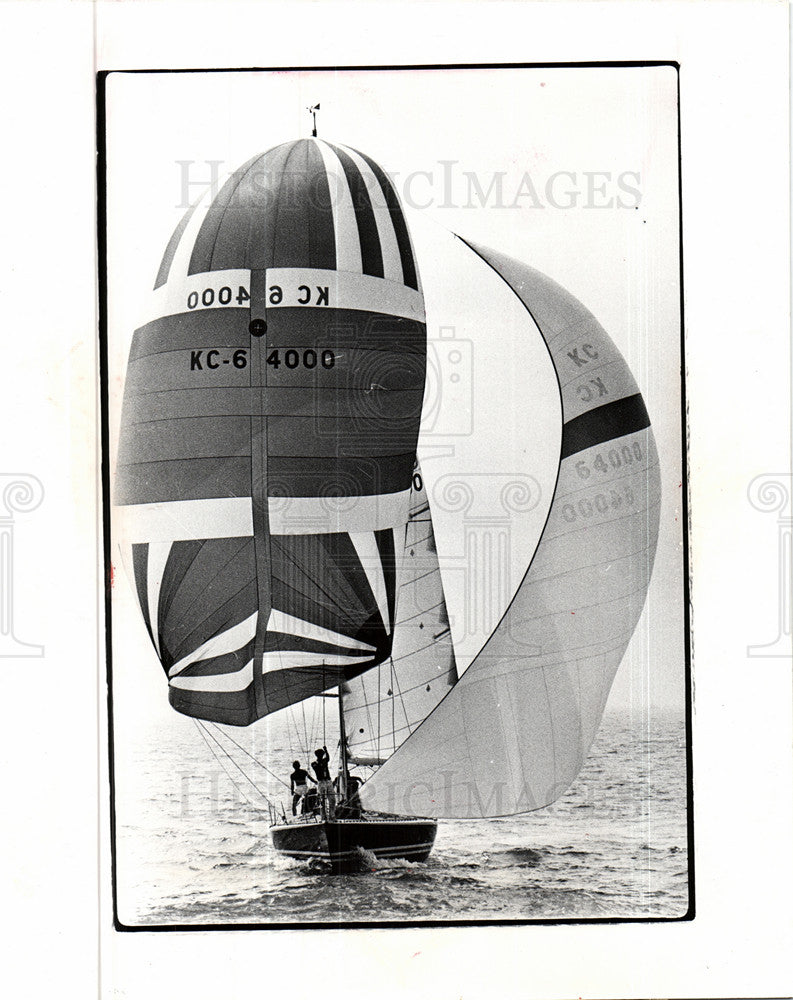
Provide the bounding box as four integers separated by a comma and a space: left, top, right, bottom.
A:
104, 65, 684, 744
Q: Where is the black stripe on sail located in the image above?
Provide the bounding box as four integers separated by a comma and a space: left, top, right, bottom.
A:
328, 143, 384, 279
157, 539, 204, 634
269, 533, 392, 656
186, 152, 263, 274
164, 538, 255, 637
176, 640, 255, 678
560, 393, 651, 460
270, 534, 375, 634
267, 453, 414, 498
169, 686, 257, 726
154, 201, 199, 290
269, 141, 323, 270
118, 416, 251, 467
115, 456, 252, 505
131, 543, 155, 648
318, 532, 389, 627
124, 386, 425, 425
188, 141, 339, 274
128, 310, 251, 362
167, 580, 258, 668
261, 664, 348, 716
353, 148, 418, 290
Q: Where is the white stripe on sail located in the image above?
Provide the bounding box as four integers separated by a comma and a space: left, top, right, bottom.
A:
170, 659, 254, 692
268, 609, 376, 653
261, 651, 372, 673
262, 268, 424, 322
118, 497, 254, 543
166, 188, 211, 285
340, 144, 404, 285
349, 531, 391, 634
314, 140, 363, 274
147, 542, 171, 656
268, 489, 411, 536
145, 268, 251, 327
168, 612, 258, 678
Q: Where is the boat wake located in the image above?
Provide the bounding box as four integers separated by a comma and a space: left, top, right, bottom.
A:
353, 846, 423, 872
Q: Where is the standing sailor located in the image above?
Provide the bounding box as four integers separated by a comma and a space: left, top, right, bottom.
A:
312, 747, 336, 818
289, 761, 316, 816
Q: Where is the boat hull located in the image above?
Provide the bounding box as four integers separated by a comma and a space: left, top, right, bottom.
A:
271, 814, 437, 866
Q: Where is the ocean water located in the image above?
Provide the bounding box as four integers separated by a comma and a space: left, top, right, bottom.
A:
113, 708, 690, 926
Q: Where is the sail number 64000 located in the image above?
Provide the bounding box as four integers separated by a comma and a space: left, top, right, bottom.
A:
575, 441, 643, 479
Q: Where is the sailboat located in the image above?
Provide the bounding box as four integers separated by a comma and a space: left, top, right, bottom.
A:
114, 127, 661, 867
270, 458, 456, 863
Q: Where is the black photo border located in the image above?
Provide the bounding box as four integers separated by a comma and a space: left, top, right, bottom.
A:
97, 60, 693, 933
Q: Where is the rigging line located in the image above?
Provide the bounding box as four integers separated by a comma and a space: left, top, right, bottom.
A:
306, 697, 316, 756
283, 704, 299, 764
312, 696, 321, 753
299, 705, 310, 761
391, 651, 412, 737
197, 720, 278, 805
197, 720, 272, 800
376, 658, 382, 762
359, 670, 377, 756
300, 698, 310, 760
208, 721, 291, 791
193, 719, 274, 809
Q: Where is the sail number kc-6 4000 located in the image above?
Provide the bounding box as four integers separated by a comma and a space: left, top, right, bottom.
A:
188, 349, 336, 371
185, 283, 331, 310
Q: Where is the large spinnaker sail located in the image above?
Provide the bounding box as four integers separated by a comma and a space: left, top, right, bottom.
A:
359, 241, 662, 818
115, 140, 427, 725
342, 459, 458, 764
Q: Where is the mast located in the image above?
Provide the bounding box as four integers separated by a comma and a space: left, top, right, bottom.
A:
337, 684, 348, 803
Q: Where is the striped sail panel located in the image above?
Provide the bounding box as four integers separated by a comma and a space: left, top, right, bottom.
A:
343, 461, 458, 764
269, 530, 398, 654
340, 144, 419, 291
153, 186, 215, 292
151, 139, 420, 289
117, 139, 426, 726
360, 243, 661, 817
337, 145, 405, 286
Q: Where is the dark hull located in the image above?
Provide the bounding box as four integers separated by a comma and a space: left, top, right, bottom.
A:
271, 814, 437, 866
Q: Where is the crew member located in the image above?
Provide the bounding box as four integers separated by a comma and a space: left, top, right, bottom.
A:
289, 760, 316, 816
312, 746, 336, 818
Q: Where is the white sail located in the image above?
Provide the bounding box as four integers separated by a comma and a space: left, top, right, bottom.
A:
343, 459, 458, 765
359, 241, 662, 819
